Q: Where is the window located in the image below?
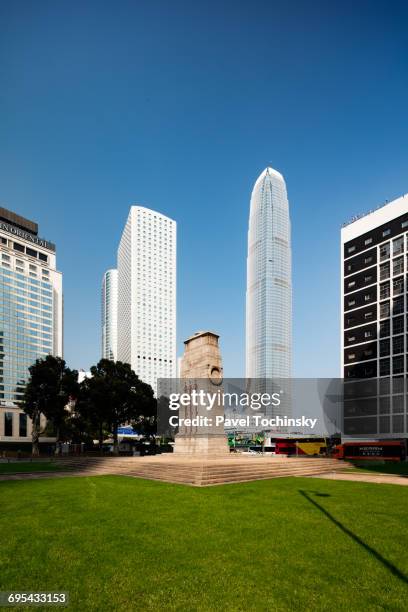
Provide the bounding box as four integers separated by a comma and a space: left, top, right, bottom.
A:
364, 330, 373, 338
26, 247, 38, 258
380, 262, 390, 280
0, 237, 6, 245
393, 356, 404, 374
393, 316, 404, 335
364, 311, 374, 320
393, 336, 404, 354
19, 413, 27, 437
383, 229, 391, 237
380, 242, 390, 261
348, 336, 356, 343
364, 237, 373, 246
402, 220, 408, 229
393, 277, 404, 295
38, 253, 48, 262
364, 294, 372, 302
364, 256, 373, 265
393, 257, 404, 276
348, 280, 356, 289
379, 396, 390, 414
348, 299, 356, 307
364, 274, 372, 283
347, 245, 356, 254
4, 412, 13, 436
392, 396, 404, 414
393, 296, 404, 315
380, 302, 390, 319
393, 236, 404, 256
13, 242, 24, 252
380, 339, 390, 357
380, 359, 390, 376
380, 282, 390, 300
348, 353, 355, 360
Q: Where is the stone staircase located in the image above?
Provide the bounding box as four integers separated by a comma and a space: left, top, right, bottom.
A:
52, 455, 350, 486
0, 455, 352, 486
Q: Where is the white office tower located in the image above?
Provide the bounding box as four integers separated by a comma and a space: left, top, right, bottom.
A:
246, 167, 292, 379
101, 268, 118, 360
117, 206, 176, 394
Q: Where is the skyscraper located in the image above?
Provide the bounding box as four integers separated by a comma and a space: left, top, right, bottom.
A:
0, 207, 63, 446
117, 205, 176, 394
101, 268, 118, 360
246, 167, 292, 379
341, 194, 408, 438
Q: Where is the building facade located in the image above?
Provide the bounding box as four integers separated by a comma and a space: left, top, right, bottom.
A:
341, 194, 408, 438
101, 268, 118, 360
0, 207, 63, 447
117, 206, 176, 394
246, 167, 292, 379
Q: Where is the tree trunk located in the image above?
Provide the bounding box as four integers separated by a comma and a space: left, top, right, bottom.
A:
113, 422, 119, 456
99, 424, 104, 455
31, 412, 40, 457
54, 425, 61, 455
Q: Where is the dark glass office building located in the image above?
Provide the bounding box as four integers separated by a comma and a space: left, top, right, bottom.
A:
341, 194, 408, 438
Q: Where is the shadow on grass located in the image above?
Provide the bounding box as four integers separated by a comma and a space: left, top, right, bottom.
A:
299, 489, 408, 585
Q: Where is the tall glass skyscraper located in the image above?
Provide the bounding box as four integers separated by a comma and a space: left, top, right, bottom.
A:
0, 207, 63, 446
101, 268, 118, 360
246, 167, 292, 379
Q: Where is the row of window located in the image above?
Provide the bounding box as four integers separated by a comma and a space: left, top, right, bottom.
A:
0, 305, 53, 321
345, 356, 406, 378
3, 412, 27, 437
346, 316, 406, 343
0, 266, 52, 289
347, 226, 408, 256
380, 356, 406, 376
136, 356, 173, 363
9, 241, 48, 262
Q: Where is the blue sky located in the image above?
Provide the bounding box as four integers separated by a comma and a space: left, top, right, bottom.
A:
0, 0, 407, 377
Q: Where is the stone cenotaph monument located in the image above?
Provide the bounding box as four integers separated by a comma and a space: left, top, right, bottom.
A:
174, 331, 229, 455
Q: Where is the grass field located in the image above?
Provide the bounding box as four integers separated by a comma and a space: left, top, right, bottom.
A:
0, 475, 407, 611
0, 461, 62, 474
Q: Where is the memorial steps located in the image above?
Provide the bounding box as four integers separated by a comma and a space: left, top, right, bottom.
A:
0, 455, 352, 486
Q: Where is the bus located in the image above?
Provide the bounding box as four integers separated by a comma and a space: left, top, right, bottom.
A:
333, 440, 406, 461
275, 439, 328, 456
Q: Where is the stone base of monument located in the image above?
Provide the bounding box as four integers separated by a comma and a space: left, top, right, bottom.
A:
119, 455, 350, 486
174, 435, 229, 455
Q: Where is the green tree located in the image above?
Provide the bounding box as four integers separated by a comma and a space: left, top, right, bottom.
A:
76, 373, 111, 452
77, 359, 155, 455
20, 355, 79, 456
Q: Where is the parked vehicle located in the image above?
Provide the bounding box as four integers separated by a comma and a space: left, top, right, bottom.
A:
333, 440, 406, 461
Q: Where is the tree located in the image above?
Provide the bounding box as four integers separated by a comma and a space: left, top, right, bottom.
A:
20, 355, 79, 456
76, 374, 112, 452
77, 359, 155, 455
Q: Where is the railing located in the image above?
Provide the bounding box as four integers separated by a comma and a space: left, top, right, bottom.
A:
341, 194, 407, 228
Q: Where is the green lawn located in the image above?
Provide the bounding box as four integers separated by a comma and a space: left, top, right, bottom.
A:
0, 461, 62, 474
0, 476, 407, 611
